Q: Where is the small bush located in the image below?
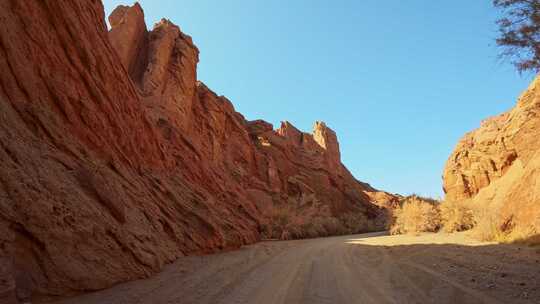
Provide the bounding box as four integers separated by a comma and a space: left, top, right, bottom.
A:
534, 216, 540, 245
514, 213, 540, 246
473, 214, 507, 242
460, 202, 540, 245
436, 199, 538, 244
261, 205, 376, 240
471, 205, 514, 242
488, 212, 540, 246
320, 216, 346, 235
390, 196, 441, 235
298, 220, 325, 239
338, 212, 369, 234
388, 194, 539, 245
261, 206, 294, 240
440, 200, 475, 233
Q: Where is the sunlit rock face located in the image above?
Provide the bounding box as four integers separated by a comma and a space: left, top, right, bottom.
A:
443, 76, 540, 231
0, 1, 396, 299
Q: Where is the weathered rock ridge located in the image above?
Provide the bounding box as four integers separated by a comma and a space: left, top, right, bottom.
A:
0, 1, 396, 301
443, 76, 540, 233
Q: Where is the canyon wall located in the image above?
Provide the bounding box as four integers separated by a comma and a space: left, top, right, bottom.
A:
0, 1, 396, 301
443, 76, 540, 235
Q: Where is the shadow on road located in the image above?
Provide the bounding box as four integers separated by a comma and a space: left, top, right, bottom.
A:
342, 233, 540, 304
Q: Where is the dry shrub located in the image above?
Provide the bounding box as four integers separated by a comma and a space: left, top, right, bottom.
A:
471, 204, 518, 243
507, 226, 540, 246
261, 206, 338, 240
465, 202, 540, 246
261, 206, 295, 240
516, 212, 540, 246
498, 213, 540, 246
388, 194, 539, 245
439, 200, 475, 233
316, 216, 347, 236
338, 212, 369, 234
296, 216, 357, 238
533, 216, 540, 245
262, 206, 376, 240
390, 196, 441, 235
472, 207, 508, 242
298, 219, 327, 239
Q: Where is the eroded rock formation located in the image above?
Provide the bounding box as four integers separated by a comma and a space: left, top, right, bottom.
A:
0, 1, 396, 301
443, 76, 540, 233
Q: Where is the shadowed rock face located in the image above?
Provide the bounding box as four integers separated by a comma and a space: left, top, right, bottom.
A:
0, 1, 396, 300
443, 76, 540, 229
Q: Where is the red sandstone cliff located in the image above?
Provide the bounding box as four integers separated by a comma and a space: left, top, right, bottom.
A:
443, 76, 540, 237
0, 1, 396, 301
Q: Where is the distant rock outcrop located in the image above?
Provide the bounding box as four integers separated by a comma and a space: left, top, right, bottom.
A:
443, 76, 540, 234
0, 1, 396, 300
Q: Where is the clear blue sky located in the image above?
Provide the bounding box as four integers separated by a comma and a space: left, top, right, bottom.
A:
103, 1, 533, 198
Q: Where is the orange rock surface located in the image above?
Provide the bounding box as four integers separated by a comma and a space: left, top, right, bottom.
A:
0, 1, 396, 300
443, 76, 540, 234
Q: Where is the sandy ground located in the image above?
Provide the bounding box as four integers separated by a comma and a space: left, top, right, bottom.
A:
46, 232, 540, 304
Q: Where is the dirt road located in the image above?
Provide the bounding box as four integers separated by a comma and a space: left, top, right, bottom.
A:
50, 232, 540, 304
